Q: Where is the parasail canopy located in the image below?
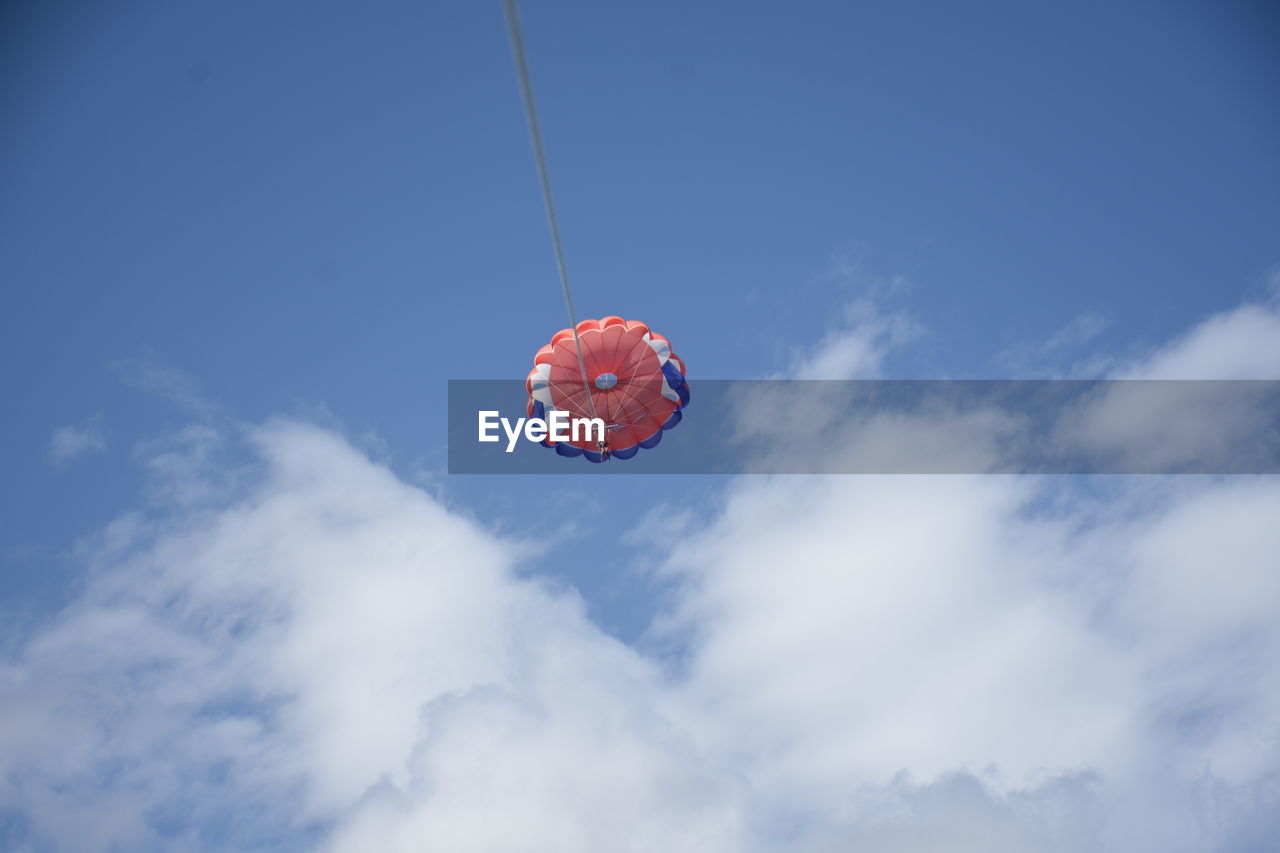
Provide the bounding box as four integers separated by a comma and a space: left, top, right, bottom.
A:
526, 316, 689, 462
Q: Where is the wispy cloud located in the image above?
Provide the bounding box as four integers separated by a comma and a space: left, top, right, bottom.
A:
995, 312, 1110, 377
49, 414, 106, 464
782, 266, 923, 380
110, 352, 218, 418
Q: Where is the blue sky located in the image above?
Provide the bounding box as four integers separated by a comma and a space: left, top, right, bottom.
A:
3, 2, 1280, 851
5, 0, 1278, 624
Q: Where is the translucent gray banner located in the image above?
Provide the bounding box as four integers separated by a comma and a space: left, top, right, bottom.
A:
447, 380, 1280, 475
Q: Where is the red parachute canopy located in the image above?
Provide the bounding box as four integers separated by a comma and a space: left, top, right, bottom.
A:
525, 316, 689, 462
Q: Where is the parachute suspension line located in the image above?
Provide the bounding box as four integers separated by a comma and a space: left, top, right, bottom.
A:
502, 0, 598, 423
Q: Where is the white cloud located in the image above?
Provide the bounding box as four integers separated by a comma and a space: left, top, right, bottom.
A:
48, 415, 106, 464
2, 420, 744, 852
659, 477, 1134, 782
1057, 297, 1280, 471
639, 294, 1280, 850
647, 469, 1280, 850
782, 264, 922, 380
1117, 299, 1280, 380
788, 303, 918, 379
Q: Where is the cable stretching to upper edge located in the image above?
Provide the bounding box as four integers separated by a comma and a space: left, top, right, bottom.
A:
502, 0, 599, 423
